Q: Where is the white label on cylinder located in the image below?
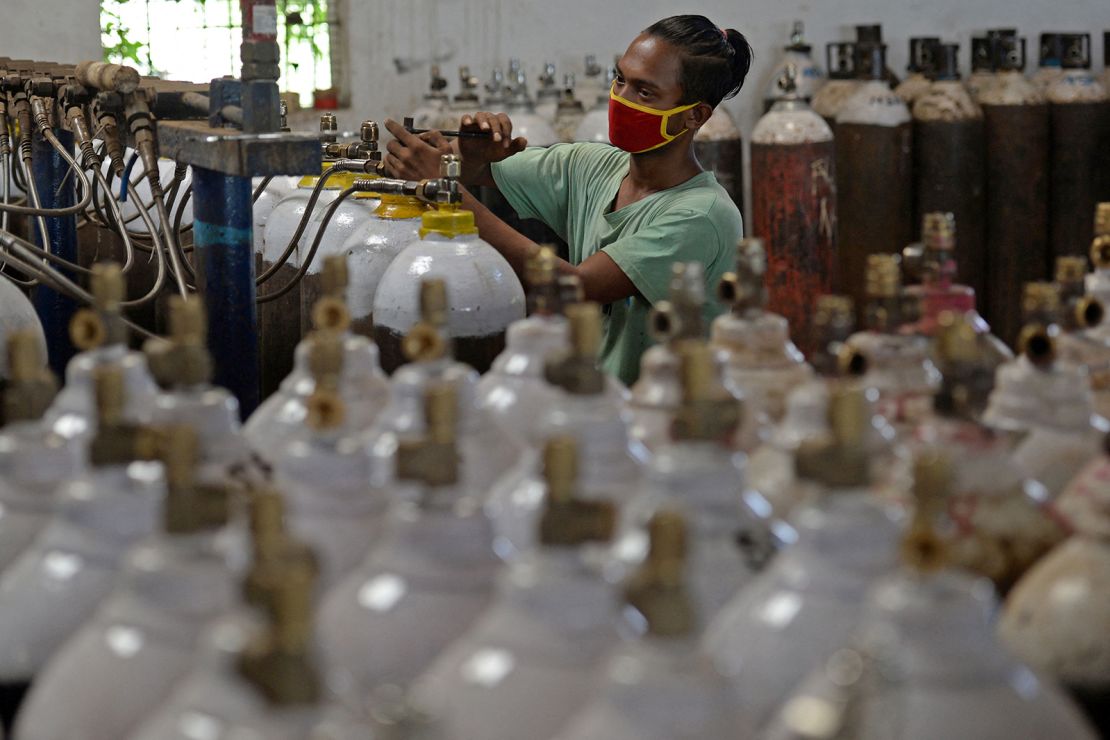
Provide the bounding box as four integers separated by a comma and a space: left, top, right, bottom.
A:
253, 6, 278, 35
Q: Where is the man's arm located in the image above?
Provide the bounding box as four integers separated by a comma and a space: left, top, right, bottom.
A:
382, 118, 640, 306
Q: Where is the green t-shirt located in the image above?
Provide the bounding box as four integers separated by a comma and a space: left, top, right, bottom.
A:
491, 142, 743, 385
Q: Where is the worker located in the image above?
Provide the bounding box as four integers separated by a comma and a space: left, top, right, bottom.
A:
382, 15, 752, 385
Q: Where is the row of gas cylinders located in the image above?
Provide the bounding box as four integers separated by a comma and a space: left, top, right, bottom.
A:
2, 212, 1110, 737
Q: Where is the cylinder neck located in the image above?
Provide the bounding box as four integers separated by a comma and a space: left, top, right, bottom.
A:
994, 36, 1028, 72
826, 42, 858, 80
908, 37, 940, 75
1059, 33, 1092, 69
933, 44, 961, 81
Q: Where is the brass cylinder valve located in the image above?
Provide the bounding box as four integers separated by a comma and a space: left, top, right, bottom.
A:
159, 424, 230, 534
144, 296, 213, 389
900, 450, 953, 573
70, 262, 127, 351
243, 488, 319, 609
238, 553, 322, 706
311, 255, 352, 332
305, 329, 346, 431
544, 302, 605, 395
3, 330, 58, 424
717, 238, 768, 318
1018, 322, 1058, 369
1021, 281, 1062, 327
402, 279, 450, 363
88, 365, 159, 468
864, 254, 902, 332
932, 311, 995, 422
649, 262, 706, 344
538, 435, 616, 547
670, 340, 741, 442
811, 295, 856, 377
396, 383, 461, 488
525, 246, 560, 316
624, 510, 695, 637
794, 387, 871, 489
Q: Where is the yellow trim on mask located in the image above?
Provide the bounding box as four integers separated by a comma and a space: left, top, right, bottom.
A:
610, 83, 700, 153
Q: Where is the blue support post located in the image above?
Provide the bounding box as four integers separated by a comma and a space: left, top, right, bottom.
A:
191, 166, 259, 416
30, 128, 79, 378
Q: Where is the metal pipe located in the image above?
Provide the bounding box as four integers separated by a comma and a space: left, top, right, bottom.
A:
30, 127, 79, 376
190, 166, 259, 416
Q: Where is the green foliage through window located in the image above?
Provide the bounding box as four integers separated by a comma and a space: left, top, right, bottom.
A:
100, 0, 332, 108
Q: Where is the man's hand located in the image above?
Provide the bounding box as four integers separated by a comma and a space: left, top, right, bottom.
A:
458, 112, 528, 186
383, 118, 454, 180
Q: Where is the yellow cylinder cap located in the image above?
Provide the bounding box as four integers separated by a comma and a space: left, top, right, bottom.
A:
375, 193, 430, 220
299, 165, 379, 199
420, 204, 478, 239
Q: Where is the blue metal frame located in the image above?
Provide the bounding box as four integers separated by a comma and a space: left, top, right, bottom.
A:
30, 128, 79, 378
191, 167, 260, 416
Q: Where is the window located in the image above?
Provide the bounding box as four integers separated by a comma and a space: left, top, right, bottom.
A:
100, 0, 338, 109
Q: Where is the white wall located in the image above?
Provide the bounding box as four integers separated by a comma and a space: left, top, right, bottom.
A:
0, 0, 102, 63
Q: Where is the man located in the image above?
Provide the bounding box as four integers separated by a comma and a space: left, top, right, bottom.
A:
383, 15, 752, 385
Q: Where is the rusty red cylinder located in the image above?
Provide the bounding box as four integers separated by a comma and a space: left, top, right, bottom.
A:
979, 37, 1051, 348
833, 44, 914, 310
751, 96, 837, 355
1047, 34, 1109, 263
911, 44, 988, 307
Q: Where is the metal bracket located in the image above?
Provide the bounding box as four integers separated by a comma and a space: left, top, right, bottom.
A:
156, 120, 321, 176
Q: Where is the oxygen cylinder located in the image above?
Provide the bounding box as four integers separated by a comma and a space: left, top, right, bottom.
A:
811, 42, 860, 127
980, 35, 1050, 348
693, 106, 744, 214
750, 66, 837, 350
553, 74, 586, 143
912, 43, 987, 303
1032, 33, 1065, 93
763, 21, 825, 112
372, 203, 525, 375
1047, 34, 1110, 264
834, 43, 914, 309
895, 37, 941, 106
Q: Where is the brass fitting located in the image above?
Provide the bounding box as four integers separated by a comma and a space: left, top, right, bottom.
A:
836, 344, 869, 377
648, 262, 705, 343
1055, 255, 1088, 286
71, 262, 127, 350
921, 211, 956, 252
160, 424, 230, 534
396, 383, 461, 488
718, 238, 768, 317
544, 302, 605, 395
864, 254, 902, 332
900, 450, 952, 573
794, 387, 871, 489
811, 295, 856, 376
238, 554, 322, 706
670, 340, 742, 442
933, 311, 979, 366
1090, 234, 1110, 270
1095, 202, 1110, 238
525, 246, 560, 315
538, 435, 616, 547
1074, 296, 1105, 330
3, 330, 57, 423
1022, 282, 1061, 325
243, 488, 319, 609
624, 510, 695, 637
88, 366, 160, 468
144, 296, 213, 388
319, 112, 337, 144
402, 279, 450, 363
311, 255, 352, 331
304, 330, 346, 431
1018, 323, 1058, 368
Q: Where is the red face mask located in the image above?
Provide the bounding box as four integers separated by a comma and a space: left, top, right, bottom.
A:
608, 84, 700, 154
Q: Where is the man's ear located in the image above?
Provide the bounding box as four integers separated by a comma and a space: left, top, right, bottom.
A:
685, 102, 715, 131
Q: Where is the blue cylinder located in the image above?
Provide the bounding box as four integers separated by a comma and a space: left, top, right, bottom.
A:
30, 128, 79, 377
191, 167, 259, 416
